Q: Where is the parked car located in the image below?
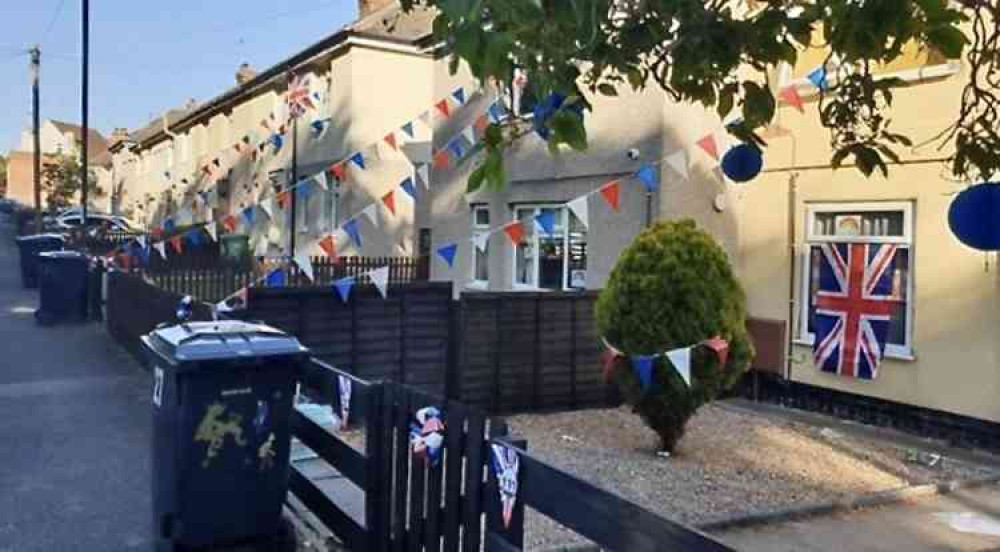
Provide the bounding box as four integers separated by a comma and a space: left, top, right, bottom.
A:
51, 214, 139, 235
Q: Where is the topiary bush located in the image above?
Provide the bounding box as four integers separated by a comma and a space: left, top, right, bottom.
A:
595, 219, 754, 453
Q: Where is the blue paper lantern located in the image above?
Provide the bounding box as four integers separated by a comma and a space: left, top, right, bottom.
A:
721, 144, 763, 183
948, 182, 1000, 251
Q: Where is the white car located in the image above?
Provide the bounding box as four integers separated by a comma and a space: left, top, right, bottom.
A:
53, 214, 138, 234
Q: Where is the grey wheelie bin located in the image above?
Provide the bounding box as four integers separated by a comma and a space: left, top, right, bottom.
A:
140, 321, 309, 551
15, 233, 65, 288
35, 251, 90, 326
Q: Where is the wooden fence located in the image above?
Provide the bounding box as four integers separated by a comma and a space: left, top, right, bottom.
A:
292, 359, 732, 552
455, 292, 619, 413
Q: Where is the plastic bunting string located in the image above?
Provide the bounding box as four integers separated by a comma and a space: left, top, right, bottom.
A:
599, 336, 730, 391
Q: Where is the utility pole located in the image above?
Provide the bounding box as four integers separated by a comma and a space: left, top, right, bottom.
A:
80, 0, 90, 226
30, 45, 42, 233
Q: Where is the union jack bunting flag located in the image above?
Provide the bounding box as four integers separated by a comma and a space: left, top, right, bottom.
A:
812, 242, 901, 380
286, 74, 315, 118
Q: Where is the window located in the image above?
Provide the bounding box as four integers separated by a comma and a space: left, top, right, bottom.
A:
512, 205, 588, 291
471, 206, 490, 287
799, 202, 914, 359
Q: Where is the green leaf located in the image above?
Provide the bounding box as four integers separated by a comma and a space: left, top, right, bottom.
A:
549, 111, 588, 151
597, 83, 619, 97
717, 82, 738, 120
742, 82, 775, 128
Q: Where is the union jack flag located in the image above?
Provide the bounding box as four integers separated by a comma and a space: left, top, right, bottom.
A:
812, 242, 901, 380
286, 74, 315, 118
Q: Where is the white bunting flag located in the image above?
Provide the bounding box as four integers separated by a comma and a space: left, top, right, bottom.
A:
254, 234, 269, 257
472, 232, 490, 253
260, 196, 275, 219
567, 195, 589, 229
362, 203, 380, 227
154, 241, 167, 259
137, 235, 147, 249
417, 110, 432, 128
665, 150, 690, 181
415, 163, 430, 189
294, 249, 315, 281
314, 171, 329, 192
268, 223, 283, 244
369, 266, 390, 299
206, 222, 218, 243
666, 347, 693, 387
462, 125, 477, 145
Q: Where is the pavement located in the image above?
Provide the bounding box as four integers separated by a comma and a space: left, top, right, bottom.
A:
0, 217, 152, 551
719, 484, 1000, 551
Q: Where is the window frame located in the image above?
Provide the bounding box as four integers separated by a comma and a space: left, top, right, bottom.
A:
510, 203, 585, 292
797, 201, 916, 360
468, 205, 491, 289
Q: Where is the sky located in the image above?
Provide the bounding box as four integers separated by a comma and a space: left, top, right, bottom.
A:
0, 1, 359, 151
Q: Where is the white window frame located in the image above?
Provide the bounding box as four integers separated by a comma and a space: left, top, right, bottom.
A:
777, 53, 961, 100
797, 201, 916, 360
469, 205, 490, 289
510, 204, 583, 292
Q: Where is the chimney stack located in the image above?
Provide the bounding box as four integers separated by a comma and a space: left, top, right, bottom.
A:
236, 63, 258, 86
358, 0, 396, 17
111, 128, 130, 143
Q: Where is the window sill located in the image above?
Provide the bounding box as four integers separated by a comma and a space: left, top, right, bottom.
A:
793, 339, 916, 363
465, 281, 489, 290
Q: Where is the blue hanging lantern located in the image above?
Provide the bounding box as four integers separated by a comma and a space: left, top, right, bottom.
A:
948, 182, 1000, 251
721, 144, 763, 183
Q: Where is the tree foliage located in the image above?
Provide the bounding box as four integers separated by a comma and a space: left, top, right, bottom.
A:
595, 220, 753, 452
0, 154, 7, 196
401, 0, 999, 188
41, 153, 102, 211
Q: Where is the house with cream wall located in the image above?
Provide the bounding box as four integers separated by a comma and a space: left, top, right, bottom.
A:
113, 2, 1000, 427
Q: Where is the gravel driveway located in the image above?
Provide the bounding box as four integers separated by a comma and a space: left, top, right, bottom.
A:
507, 402, 997, 549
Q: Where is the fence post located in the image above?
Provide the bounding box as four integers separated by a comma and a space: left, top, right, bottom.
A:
399, 286, 407, 384
350, 288, 359, 375
484, 436, 527, 550
364, 383, 389, 552
445, 298, 460, 401
492, 297, 502, 413
532, 296, 541, 411
569, 295, 578, 409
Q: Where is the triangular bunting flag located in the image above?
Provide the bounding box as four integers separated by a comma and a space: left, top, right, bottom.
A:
270, 134, 284, 152
206, 222, 218, 243
665, 347, 692, 387
447, 138, 465, 159
343, 218, 362, 248
254, 235, 269, 257
452, 87, 466, 105
243, 206, 255, 226
462, 125, 477, 145
488, 101, 506, 123
297, 180, 312, 200
265, 269, 286, 288
294, 250, 314, 281
437, 243, 458, 268
154, 241, 167, 259
277, 190, 291, 210
415, 163, 430, 189
330, 162, 346, 182
136, 235, 147, 249
566, 195, 589, 228
599, 181, 621, 211
313, 171, 329, 192
170, 236, 184, 255
472, 232, 490, 252
319, 235, 337, 259
631, 355, 657, 391
310, 118, 329, 138
384, 132, 398, 151
401, 122, 415, 139
778, 86, 805, 113
349, 152, 366, 170
418, 110, 432, 127
534, 211, 556, 236
400, 177, 417, 202
361, 203, 380, 227
665, 150, 690, 180
334, 277, 355, 303
697, 134, 719, 160
435, 99, 451, 118
369, 266, 390, 299
808, 66, 828, 90
636, 163, 658, 192
433, 149, 451, 170
474, 114, 490, 134
381, 191, 397, 216
260, 197, 275, 219
186, 228, 202, 247
702, 336, 730, 368
222, 215, 238, 233
503, 221, 525, 245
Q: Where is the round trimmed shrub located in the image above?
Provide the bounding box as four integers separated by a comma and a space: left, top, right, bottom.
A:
595, 219, 754, 453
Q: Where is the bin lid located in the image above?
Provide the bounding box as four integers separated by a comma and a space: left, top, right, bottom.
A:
147, 320, 308, 362
15, 233, 66, 243
38, 251, 88, 261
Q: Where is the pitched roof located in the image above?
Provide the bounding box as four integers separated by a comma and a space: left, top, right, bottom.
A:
47, 120, 110, 165
129, 3, 435, 151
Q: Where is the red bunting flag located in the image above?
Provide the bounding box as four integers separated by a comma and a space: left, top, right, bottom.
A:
384, 133, 398, 151
778, 86, 805, 114
503, 221, 525, 245
277, 190, 291, 210
599, 180, 621, 211
170, 236, 184, 254
318, 235, 337, 259
435, 99, 451, 118
330, 162, 346, 182
433, 149, 451, 170
474, 114, 490, 134
151, 228, 164, 240
702, 336, 730, 368
696, 134, 719, 160
381, 190, 397, 216
222, 215, 238, 233
601, 348, 625, 384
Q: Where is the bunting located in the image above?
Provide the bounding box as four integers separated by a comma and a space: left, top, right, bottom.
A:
599, 181, 621, 211
472, 232, 490, 253
381, 191, 397, 216
415, 163, 430, 189
242, 206, 256, 226
434, 99, 451, 118
154, 241, 166, 259
319, 235, 337, 259
223, 215, 238, 233
566, 196, 589, 229
696, 134, 720, 161
779, 86, 805, 113
349, 152, 366, 170
294, 250, 314, 281
503, 221, 525, 245
665, 150, 690, 180
334, 277, 355, 303
265, 269, 286, 288
170, 236, 184, 255
362, 204, 380, 227
452, 87, 466, 105
534, 211, 556, 236
636, 164, 658, 192
631, 355, 657, 391
384, 133, 398, 151
314, 172, 329, 192
400, 178, 417, 202
205, 222, 218, 243
369, 266, 390, 299
665, 347, 692, 387
433, 149, 451, 170
330, 162, 347, 182
808, 66, 828, 90
343, 219, 362, 248
437, 243, 458, 268
401, 122, 415, 139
